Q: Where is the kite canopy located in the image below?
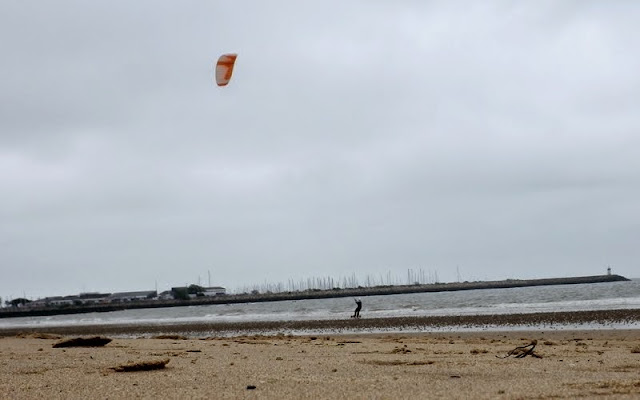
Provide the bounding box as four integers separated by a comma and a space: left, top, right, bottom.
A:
215, 53, 237, 86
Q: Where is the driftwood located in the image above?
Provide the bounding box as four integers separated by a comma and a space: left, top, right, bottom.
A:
52, 336, 112, 348
496, 340, 542, 359
111, 359, 170, 372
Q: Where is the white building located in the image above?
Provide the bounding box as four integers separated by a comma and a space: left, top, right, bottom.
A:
201, 286, 226, 297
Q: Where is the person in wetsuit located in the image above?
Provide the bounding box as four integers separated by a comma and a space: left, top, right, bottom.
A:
352, 298, 362, 318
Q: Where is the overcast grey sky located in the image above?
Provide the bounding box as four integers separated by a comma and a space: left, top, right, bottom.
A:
1, 1, 639, 300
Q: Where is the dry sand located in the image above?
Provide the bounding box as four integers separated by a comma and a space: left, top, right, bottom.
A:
1, 330, 639, 399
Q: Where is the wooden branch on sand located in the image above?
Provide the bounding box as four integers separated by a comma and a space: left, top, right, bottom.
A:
111, 359, 170, 372
496, 340, 542, 359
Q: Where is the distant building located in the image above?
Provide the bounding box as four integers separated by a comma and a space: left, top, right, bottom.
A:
169, 286, 226, 299
158, 290, 174, 300
77, 292, 111, 305
24, 299, 47, 308
79, 292, 110, 299
108, 291, 157, 303
43, 296, 78, 307
23, 293, 111, 308
201, 286, 226, 297
12, 291, 158, 309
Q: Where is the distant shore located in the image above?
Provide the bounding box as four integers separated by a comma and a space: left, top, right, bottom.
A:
1, 308, 638, 338
0, 274, 629, 319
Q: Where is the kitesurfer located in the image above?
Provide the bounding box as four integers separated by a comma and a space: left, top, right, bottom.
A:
352, 298, 362, 319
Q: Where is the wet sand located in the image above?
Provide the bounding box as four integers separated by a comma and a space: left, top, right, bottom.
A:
1, 308, 638, 338
1, 329, 639, 399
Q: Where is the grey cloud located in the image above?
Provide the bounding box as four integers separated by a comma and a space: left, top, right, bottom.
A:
1, 1, 639, 299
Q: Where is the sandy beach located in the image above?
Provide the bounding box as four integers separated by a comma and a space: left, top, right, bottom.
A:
2, 328, 639, 399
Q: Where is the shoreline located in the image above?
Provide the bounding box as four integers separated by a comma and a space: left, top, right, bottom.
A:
2, 308, 638, 338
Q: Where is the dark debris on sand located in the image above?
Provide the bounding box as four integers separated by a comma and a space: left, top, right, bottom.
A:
111, 358, 170, 372
52, 336, 112, 348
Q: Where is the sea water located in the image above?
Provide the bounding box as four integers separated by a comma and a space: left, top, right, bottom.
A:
1, 279, 639, 331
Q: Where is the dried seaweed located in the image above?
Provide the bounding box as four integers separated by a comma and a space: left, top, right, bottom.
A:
152, 335, 187, 340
